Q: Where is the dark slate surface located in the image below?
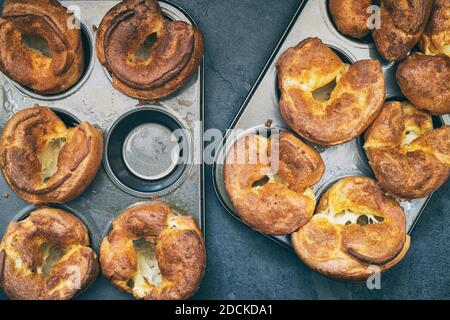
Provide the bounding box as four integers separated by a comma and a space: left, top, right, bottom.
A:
0, 0, 449, 300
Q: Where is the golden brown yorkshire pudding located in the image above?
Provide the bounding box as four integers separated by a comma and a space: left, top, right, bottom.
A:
329, 0, 373, 39
100, 202, 205, 300
277, 38, 385, 146
96, 0, 204, 100
364, 102, 450, 199
292, 176, 409, 282
0, 106, 103, 204
372, 0, 433, 61
224, 131, 325, 236
397, 53, 450, 115
0, 0, 84, 94
420, 0, 450, 56
0, 207, 98, 300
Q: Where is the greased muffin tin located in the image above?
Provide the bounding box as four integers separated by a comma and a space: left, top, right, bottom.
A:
0, 0, 204, 300
213, 0, 450, 249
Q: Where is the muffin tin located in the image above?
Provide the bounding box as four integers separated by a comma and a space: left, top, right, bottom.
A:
0, 0, 204, 300
213, 0, 450, 249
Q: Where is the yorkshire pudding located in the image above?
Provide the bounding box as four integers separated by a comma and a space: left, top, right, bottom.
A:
372, 0, 433, 61
100, 202, 205, 300
328, 0, 372, 39
397, 53, 450, 115
0, 0, 84, 94
420, 0, 450, 56
277, 38, 385, 146
292, 176, 409, 282
0, 207, 98, 300
364, 102, 450, 199
96, 0, 204, 100
224, 131, 325, 236
0, 106, 104, 204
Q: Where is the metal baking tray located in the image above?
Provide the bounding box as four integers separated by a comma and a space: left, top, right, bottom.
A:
213, 0, 450, 250
0, 0, 204, 300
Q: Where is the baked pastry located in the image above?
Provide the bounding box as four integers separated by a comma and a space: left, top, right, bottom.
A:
277, 38, 385, 146
96, 0, 204, 100
224, 131, 325, 235
396, 53, 450, 115
420, 0, 450, 56
397, 0, 450, 114
396, 1, 450, 115
0, 0, 84, 94
0, 105, 104, 204
0, 207, 98, 300
292, 176, 410, 282
364, 101, 450, 199
328, 0, 372, 39
373, 0, 433, 61
100, 202, 205, 300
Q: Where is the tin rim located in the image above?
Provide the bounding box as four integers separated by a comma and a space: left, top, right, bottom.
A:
50, 107, 81, 127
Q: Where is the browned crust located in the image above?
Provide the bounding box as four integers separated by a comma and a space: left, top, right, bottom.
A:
420, 0, 450, 56
99, 202, 206, 300
397, 53, 450, 115
373, 0, 433, 61
277, 38, 385, 146
329, 0, 372, 39
364, 102, 450, 198
224, 131, 325, 235
0, 207, 99, 300
96, 0, 204, 100
0, 105, 104, 204
0, 0, 84, 94
292, 176, 409, 282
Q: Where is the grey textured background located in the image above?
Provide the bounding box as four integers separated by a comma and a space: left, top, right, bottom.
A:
1, 0, 449, 300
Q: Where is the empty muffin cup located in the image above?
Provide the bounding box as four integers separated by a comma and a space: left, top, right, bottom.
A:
104, 106, 192, 198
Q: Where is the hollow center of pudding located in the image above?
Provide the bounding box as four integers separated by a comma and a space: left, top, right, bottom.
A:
251, 172, 288, 188
132, 239, 163, 297
37, 243, 65, 276
312, 79, 337, 102
22, 34, 52, 57
401, 121, 432, 146
316, 209, 384, 226
133, 32, 157, 62
37, 137, 67, 183
401, 130, 420, 146
122, 123, 180, 180
400, 104, 434, 146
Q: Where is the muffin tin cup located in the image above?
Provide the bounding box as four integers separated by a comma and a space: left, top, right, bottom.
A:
103, 105, 194, 198
51, 107, 82, 127
7, 21, 95, 101
0, 0, 204, 300
212, 0, 450, 251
